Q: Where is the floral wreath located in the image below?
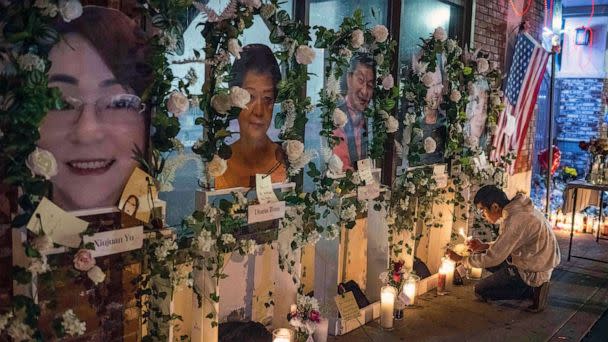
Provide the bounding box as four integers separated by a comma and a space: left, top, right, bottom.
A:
0, 0, 190, 339
392, 27, 511, 258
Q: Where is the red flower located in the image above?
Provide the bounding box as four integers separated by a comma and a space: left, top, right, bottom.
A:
309, 310, 321, 323
392, 271, 401, 283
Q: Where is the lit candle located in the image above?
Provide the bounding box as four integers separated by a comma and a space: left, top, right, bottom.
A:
380, 286, 397, 329
313, 317, 329, 342
442, 258, 456, 291
469, 267, 482, 279
437, 265, 448, 295
272, 328, 293, 342
403, 275, 419, 305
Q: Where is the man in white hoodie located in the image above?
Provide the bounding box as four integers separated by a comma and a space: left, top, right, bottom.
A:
447, 185, 561, 312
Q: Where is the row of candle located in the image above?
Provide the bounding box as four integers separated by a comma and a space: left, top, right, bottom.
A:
549, 212, 608, 234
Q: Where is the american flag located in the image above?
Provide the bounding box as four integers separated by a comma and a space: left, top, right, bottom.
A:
491, 33, 550, 170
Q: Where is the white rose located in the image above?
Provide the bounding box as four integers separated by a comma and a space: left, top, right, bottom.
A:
414, 61, 428, 75
374, 53, 384, 65
228, 38, 243, 59
229, 86, 251, 109
32, 234, 53, 253
405, 92, 416, 102
405, 113, 416, 125
211, 93, 232, 115
328, 154, 343, 175
339, 48, 353, 59
424, 137, 437, 153
87, 265, 106, 285
433, 27, 447, 42
196, 230, 215, 253
62, 309, 86, 336
421, 72, 434, 87
413, 128, 423, 139
166, 91, 189, 116
450, 89, 462, 103
26, 147, 58, 180
333, 108, 348, 128
18, 53, 45, 72
241, 239, 257, 255
0, 312, 12, 331
208, 154, 227, 177
58, 0, 82, 22
477, 58, 489, 74
295, 45, 315, 65
28, 256, 50, 275
283, 140, 305, 162
382, 74, 394, 90
385, 115, 399, 133
351, 29, 364, 49
260, 3, 276, 19
454, 46, 463, 56
446, 39, 457, 52
371, 25, 389, 43
221, 233, 236, 245
7, 322, 34, 342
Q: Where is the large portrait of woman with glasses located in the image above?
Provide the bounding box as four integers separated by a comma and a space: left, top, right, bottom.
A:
37, 6, 151, 211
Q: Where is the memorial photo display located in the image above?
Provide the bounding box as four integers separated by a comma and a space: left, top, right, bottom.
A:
216, 43, 287, 189
38, 7, 151, 212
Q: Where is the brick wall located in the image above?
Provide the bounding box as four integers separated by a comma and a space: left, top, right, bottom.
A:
473, 0, 546, 174
556, 78, 606, 174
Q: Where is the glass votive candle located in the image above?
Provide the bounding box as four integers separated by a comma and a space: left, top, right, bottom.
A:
380, 286, 397, 330
469, 267, 482, 279
403, 275, 419, 306
272, 328, 293, 342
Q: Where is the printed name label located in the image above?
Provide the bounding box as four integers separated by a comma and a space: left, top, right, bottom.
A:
83, 226, 144, 257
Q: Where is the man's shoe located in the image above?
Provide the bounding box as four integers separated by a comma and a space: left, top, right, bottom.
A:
526, 282, 550, 313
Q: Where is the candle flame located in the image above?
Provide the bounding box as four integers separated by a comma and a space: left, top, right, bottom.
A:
459, 228, 467, 239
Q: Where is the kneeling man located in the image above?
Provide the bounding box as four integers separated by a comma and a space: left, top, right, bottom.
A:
447, 185, 560, 312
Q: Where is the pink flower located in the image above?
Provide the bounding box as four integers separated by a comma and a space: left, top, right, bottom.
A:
309, 310, 321, 323
382, 74, 394, 90
73, 249, 95, 272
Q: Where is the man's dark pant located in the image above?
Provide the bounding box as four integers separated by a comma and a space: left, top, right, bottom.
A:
475, 261, 533, 301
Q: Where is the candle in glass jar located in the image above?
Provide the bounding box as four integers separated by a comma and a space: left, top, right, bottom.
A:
403, 276, 418, 305
272, 328, 293, 342
380, 286, 397, 329
437, 265, 447, 294
442, 258, 456, 291
469, 267, 482, 279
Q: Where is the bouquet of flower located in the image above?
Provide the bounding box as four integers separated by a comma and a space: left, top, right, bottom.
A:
378, 259, 406, 289
288, 294, 321, 342
579, 138, 608, 156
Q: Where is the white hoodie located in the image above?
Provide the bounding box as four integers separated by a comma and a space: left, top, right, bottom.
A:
464, 194, 561, 287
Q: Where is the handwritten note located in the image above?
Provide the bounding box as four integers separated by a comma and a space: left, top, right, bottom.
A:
357, 159, 375, 185
119, 167, 157, 223
335, 292, 360, 321
433, 164, 446, 176
357, 182, 380, 201
248, 201, 286, 224
255, 174, 278, 204
83, 226, 143, 257
26, 197, 88, 248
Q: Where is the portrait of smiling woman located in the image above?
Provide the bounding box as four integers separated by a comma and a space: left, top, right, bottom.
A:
215, 44, 287, 189
38, 6, 152, 211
